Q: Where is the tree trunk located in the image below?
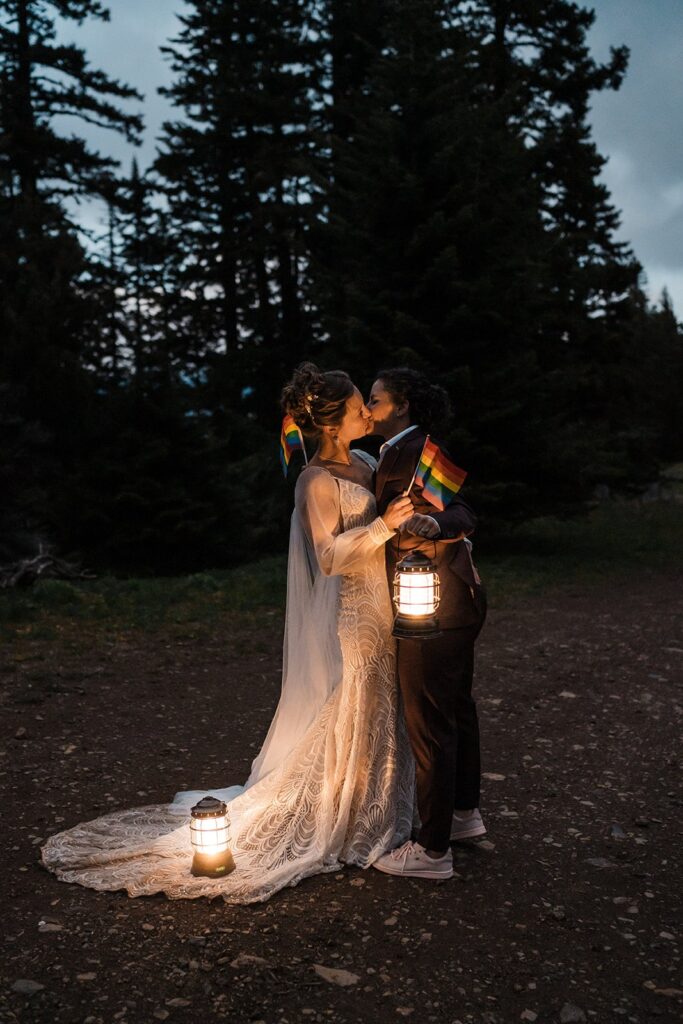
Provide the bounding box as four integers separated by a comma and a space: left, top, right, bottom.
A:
107, 200, 118, 376
15, 0, 37, 199
274, 181, 301, 350
218, 181, 239, 352
492, 0, 511, 100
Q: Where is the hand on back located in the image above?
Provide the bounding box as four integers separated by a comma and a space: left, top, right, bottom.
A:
399, 513, 440, 538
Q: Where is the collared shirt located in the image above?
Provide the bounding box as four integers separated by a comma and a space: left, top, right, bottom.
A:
378, 423, 419, 461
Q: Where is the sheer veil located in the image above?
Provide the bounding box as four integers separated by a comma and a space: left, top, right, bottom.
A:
246, 506, 343, 783
169, 504, 342, 812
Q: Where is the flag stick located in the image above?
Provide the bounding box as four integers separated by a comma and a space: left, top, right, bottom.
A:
403, 434, 430, 497
299, 427, 308, 465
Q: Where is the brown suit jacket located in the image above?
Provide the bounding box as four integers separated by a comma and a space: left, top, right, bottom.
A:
375, 427, 485, 629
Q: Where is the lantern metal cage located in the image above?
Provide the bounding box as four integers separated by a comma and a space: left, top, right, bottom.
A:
189, 796, 235, 878
392, 549, 442, 639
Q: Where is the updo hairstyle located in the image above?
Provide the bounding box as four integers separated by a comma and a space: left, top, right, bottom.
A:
377, 367, 452, 435
281, 361, 355, 438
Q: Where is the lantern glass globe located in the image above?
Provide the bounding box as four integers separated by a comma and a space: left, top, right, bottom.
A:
392, 550, 442, 639
189, 796, 235, 878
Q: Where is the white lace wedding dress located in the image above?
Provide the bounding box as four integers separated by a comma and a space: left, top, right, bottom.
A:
41, 454, 415, 903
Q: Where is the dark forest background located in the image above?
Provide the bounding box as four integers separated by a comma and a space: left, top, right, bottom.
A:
1, 0, 681, 575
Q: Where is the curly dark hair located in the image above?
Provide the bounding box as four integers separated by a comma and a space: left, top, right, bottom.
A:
281, 361, 355, 438
376, 367, 452, 435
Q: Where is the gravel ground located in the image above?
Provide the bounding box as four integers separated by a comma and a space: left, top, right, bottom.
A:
1, 571, 681, 1024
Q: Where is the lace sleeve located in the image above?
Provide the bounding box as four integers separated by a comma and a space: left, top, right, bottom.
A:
295, 468, 393, 576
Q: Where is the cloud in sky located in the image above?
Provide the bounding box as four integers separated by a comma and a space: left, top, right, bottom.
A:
54, 0, 682, 314
53, 1, 177, 173
588, 0, 683, 310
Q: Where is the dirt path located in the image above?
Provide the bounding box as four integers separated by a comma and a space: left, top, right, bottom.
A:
1, 572, 681, 1023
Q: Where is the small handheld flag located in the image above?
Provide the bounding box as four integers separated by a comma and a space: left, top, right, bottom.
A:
280, 414, 307, 476
407, 435, 467, 511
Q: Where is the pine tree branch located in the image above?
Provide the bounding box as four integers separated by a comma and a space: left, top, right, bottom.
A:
32, 40, 143, 103
51, 1, 110, 25
39, 96, 142, 143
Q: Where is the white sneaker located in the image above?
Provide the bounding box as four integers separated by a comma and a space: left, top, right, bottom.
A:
372, 841, 453, 879
450, 808, 486, 841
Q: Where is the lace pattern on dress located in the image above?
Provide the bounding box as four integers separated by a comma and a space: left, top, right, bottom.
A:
41, 478, 415, 903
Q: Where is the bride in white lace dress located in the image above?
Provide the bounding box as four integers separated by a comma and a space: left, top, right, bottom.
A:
41, 363, 416, 903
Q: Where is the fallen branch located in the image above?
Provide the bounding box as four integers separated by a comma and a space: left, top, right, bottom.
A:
0, 548, 96, 589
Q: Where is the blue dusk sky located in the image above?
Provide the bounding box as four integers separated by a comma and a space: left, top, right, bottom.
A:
53, 0, 683, 315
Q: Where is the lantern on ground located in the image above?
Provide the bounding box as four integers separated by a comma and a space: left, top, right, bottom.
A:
189, 796, 235, 877
392, 550, 442, 639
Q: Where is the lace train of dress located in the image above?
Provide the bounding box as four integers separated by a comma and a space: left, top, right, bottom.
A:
41, 467, 415, 903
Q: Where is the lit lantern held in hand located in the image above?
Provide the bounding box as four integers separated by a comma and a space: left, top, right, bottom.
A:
189, 796, 235, 877
392, 550, 442, 639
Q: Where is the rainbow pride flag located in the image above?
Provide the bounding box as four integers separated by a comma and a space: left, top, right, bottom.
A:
280, 414, 307, 476
413, 437, 467, 511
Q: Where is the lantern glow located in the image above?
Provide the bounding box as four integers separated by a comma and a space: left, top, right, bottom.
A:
392, 550, 442, 639
190, 796, 235, 877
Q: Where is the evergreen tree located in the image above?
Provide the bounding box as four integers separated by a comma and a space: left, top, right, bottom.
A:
154, 0, 323, 428
448, 0, 648, 502
317, 1, 553, 503
0, 0, 143, 551
0, 0, 143, 372
78, 177, 129, 383
1, 0, 678, 571
113, 158, 180, 384
317, 0, 669, 513
625, 289, 683, 469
